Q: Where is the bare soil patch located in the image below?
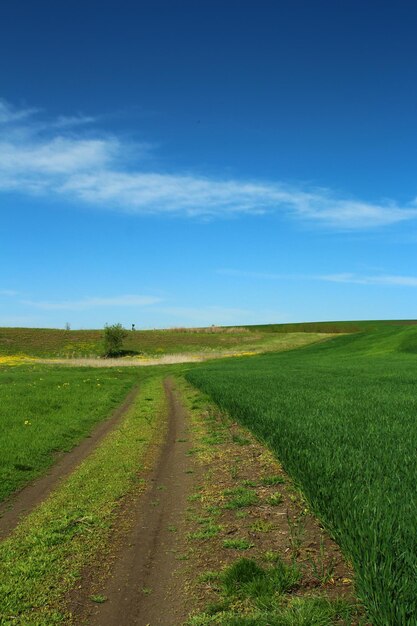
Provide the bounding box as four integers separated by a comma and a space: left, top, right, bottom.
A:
39, 353, 207, 367
0, 386, 138, 541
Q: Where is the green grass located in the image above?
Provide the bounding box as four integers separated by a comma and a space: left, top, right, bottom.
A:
188, 598, 358, 626
266, 492, 283, 506
223, 538, 254, 550
187, 558, 358, 625
189, 521, 223, 540
0, 376, 165, 624
187, 326, 417, 624
250, 520, 276, 533
222, 557, 301, 599
3, 320, 417, 358
0, 364, 139, 502
261, 475, 285, 486
223, 486, 259, 509
243, 318, 417, 334
0, 325, 332, 358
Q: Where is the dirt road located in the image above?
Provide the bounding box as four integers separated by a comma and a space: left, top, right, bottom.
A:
83, 378, 197, 626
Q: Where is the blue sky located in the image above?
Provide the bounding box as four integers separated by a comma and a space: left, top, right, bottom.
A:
1, 0, 417, 329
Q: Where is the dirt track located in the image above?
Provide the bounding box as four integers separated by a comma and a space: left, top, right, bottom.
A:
0, 386, 138, 541
83, 378, 196, 626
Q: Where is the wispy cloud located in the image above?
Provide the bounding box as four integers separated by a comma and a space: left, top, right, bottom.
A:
220, 268, 417, 287
0, 289, 19, 296
319, 273, 417, 287
51, 114, 96, 129
0, 315, 44, 327
150, 305, 284, 326
218, 269, 290, 280
22, 294, 162, 311
1, 98, 417, 229
0, 99, 39, 124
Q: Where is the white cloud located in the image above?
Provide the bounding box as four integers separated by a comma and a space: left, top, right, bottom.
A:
59, 172, 287, 216
51, 114, 96, 128
219, 268, 417, 288
319, 273, 417, 287
0, 99, 38, 124
22, 294, 162, 311
0, 137, 119, 177
1, 97, 417, 229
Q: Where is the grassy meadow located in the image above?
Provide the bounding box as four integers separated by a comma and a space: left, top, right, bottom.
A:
0, 325, 333, 359
0, 377, 165, 625
187, 326, 417, 625
0, 364, 139, 502
244, 318, 417, 334
0, 326, 265, 358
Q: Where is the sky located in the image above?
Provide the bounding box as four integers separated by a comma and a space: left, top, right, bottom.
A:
1, 0, 417, 329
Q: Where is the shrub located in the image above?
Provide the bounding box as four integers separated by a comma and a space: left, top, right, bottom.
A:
103, 323, 128, 357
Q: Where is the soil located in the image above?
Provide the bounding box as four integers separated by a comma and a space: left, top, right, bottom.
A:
77, 378, 198, 626
0, 386, 139, 541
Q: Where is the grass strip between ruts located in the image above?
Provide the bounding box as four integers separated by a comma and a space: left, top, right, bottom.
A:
0, 375, 166, 625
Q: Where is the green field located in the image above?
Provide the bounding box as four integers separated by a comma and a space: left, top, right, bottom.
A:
243, 318, 417, 333
187, 326, 417, 625
0, 325, 335, 358
3, 322, 417, 623
0, 364, 139, 502
0, 330, 321, 506
0, 326, 268, 358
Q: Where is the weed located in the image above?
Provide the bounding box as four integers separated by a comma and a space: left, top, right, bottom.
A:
188, 493, 202, 502
198, 570, 220, 583
250, 519, 276, 533
231, 433, 250, 446
222, 558, 265, 594
222, 557, 301, 603
90, 594, 107, 603
307, 537, 337, 584
261, 475, 285, 486
189, 523, 222, 540
230, 463, 239, 480
266, 492, 283, 506
242, 479, 258, 487
223, 487, 258, 509
287, 513, 306, 559
223, 538, 254, 550
263, 551, 281, 563
186, 447, 200, 456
